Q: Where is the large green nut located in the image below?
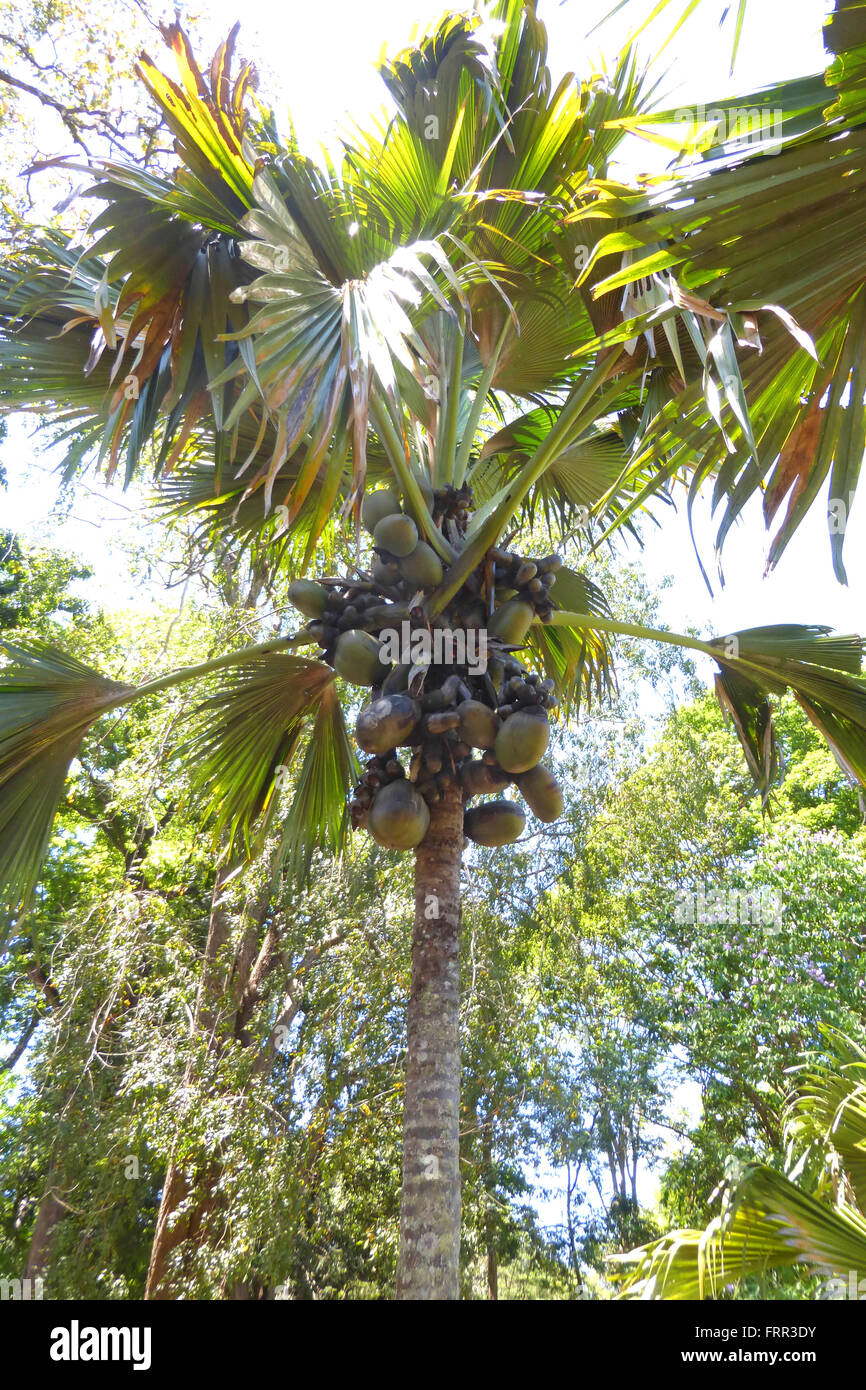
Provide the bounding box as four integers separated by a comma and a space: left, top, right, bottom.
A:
494, 707, 550, 774
373, 513, 418, 558
372, 557, 401, 589
537, 554, 563, 574
288, 579, 329, 620
361, 601, 409, 630
399, 541, 443, 589
516, 763, 563, 822
488, 599, 535, 644
334, 629, 388, 686
456, 699, 498, 750
368, 779, 430, 850
459, 760, 511, 798
362, 486, 402, 534
464, 799, 526, 847
355, 694, 421, 755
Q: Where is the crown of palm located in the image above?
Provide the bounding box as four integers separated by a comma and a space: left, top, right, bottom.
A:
3, 1, 866, 930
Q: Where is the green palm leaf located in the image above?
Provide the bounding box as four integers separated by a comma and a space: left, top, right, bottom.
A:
1, 42, 259, 488
614, 1025, 866, 1299
789, 1030, 866, 1213
545, 616, 866, 802
582, 0, 866, 581
275, 682, 359, 888
612, 1163, 866, 1299
474, 407, 638, 537
180, 652, 337, 856
222, 164, 479, 519
135, 20, 257, 225
0, 642, 133, 933
715, 626, 866, 794
527, 568, 617, 714
0, 634, 308, 936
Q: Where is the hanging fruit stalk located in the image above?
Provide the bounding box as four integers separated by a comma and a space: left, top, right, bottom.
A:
288, 481, 567, 850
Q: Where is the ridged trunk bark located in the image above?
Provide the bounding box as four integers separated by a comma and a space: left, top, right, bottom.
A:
396, 782, 463, 1300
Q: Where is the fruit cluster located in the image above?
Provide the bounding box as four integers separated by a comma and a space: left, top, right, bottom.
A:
288, 482, 566, 852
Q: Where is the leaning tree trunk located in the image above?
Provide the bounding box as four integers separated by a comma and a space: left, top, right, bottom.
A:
396, 781, 463, 1300
24, 1174, 64, 1284
145, 854, 345, 1299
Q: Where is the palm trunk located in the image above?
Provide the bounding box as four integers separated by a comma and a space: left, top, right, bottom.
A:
396, 781, 463, 1300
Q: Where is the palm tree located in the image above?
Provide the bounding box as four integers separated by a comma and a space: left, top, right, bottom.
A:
611, 1029, 866, 1299
2, 1, 866, 1299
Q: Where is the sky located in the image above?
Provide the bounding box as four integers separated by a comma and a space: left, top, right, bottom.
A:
1, 0, 857, 1245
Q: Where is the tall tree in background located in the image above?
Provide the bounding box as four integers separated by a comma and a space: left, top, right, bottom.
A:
2, 1, 866, 1298
0, 0, 193, 225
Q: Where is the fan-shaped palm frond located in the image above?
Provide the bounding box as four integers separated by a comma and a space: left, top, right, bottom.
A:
0, 22, 483, 544
527, 567, 617, 714
0, 18, 261, 489
0, 633, 333, 938
582, 0, 866, 582
275, 682, 358, 887
789, 1030, 866, 1213
713, 625, 866, 797
543, 616, 866, 803
179, 651, 339, 856
474, 405, 640, 538
221, 163, 479, 523
136, 20, 258, 226
0, 642, 133, 934
613, 1162, 866, 1299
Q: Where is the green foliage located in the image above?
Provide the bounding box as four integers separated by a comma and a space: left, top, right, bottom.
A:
615, 1032, 866, 1300
0, 533, 91, 631
0, 527, 863, 1298
2, 0, 866, 1305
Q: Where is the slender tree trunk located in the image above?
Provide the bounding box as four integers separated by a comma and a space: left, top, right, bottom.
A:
396, 782, 463, 1300
482, 1128, 498, 1300
145, 866, 232, 1298
24, 1176, 64, 1282
145, 1161, 222, 1299
145, 858, 344, 1298
486, 1240, 498, 1301
566, 1161, 579, 1277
